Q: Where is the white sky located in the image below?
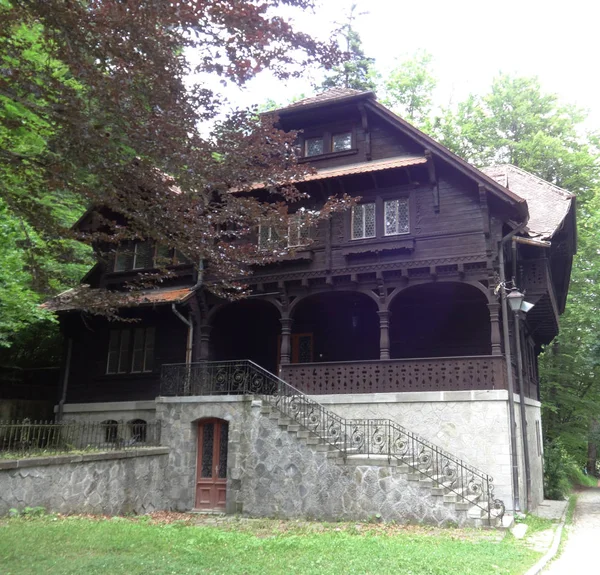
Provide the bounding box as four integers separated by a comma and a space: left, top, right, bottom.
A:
215, 0, 600, 128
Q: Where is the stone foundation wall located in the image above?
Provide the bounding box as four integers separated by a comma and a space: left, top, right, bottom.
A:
311, 390, 515, 508
157, 397, 468, 525
0, 448, 169, 516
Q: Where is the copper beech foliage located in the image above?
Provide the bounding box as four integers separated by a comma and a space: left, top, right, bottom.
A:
0, 1, 350, 311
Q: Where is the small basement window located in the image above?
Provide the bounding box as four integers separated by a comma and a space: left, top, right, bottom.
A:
351, 203, 376, 240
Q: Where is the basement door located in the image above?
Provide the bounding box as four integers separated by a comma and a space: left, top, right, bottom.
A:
195, 419, 228, 510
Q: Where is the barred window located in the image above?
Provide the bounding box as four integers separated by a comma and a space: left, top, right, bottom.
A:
351, 203, 376, 240
107, 328, 155, 374
384, 198, 410, 235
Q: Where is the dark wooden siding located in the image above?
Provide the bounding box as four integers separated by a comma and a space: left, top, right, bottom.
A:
64, 307, 187, 403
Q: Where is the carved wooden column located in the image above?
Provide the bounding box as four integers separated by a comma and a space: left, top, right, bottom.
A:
279, 316, 293, 366
378, 310, 391, 360
199, 324, 212, 361
488, 303, 502, 355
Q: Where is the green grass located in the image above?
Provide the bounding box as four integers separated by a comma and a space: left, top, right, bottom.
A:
0, 516, 543, 575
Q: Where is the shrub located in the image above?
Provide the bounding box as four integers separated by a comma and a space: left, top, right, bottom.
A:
543, 441, 571, 500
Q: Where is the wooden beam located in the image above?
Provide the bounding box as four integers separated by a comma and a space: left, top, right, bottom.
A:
358, 103, 372, 161
425, 149, 440, 213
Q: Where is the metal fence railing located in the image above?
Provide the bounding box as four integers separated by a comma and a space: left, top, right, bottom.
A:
0, 419, 161, 457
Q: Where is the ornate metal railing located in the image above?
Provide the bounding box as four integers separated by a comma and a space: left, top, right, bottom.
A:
160, 360, 505, 523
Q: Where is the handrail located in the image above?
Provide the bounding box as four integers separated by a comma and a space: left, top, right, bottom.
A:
160, 360, 505, 524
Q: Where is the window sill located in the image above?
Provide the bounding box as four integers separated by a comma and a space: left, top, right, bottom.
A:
298, 149, 358, 163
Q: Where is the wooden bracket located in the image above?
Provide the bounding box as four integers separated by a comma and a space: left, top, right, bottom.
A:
425, 149, 440, 213
358, 103, 372, 161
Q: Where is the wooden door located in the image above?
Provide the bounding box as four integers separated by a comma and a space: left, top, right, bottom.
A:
195, 419, 228, 510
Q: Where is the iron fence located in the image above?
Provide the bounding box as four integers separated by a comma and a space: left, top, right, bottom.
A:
161, 360, 505, 523
0, 419, 161, 456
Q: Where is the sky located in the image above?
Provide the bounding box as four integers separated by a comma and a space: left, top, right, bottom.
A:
215, 0, 600, 128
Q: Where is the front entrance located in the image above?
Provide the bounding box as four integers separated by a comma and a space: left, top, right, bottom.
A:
195, 419, 228, 510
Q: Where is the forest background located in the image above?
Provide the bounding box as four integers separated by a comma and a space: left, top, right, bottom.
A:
1, 1, 598, 496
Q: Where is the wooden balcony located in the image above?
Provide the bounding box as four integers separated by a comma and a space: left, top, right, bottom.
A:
280, 356, 507, 395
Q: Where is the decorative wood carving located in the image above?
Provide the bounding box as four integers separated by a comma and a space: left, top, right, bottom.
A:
280, 356, 506, 394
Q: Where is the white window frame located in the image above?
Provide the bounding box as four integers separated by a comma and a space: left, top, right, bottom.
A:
384, 198, 410, 236
351, 203, 376, 240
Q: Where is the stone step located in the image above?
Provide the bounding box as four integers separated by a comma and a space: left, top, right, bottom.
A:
287, 424, 301, 432
260, 405, 272, 414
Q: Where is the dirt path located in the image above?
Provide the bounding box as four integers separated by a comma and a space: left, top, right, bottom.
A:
543, 487, 600, 573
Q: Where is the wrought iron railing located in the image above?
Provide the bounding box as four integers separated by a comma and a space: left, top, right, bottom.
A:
0, 419, 161, 456
160, 360, 505, 523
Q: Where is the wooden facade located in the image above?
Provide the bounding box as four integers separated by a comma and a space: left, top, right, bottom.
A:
55, 89, 576, 405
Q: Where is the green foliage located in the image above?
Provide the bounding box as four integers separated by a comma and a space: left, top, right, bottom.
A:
320, 4, 376, 92
543, 441, 572, 500
380, 50, 436, 127
0, 515, 542, 574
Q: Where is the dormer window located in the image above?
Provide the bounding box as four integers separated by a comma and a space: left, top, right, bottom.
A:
332, 132, 352, 152
113, 241, 189, 272
305, 137, 324, 157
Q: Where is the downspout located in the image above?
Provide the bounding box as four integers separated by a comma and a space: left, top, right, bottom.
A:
499, 225, 525, 513
56, 338, 73, 423
171, 304, 193, 365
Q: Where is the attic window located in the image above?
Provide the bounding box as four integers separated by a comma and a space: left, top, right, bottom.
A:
332, 132, 352, 152
305, 137, 324, 157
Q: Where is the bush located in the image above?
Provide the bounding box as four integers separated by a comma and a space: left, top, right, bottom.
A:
543, 441, 571, 500
544, 440, 597, 499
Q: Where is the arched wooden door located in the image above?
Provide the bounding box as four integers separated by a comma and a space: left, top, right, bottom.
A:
195, 419, 228, 510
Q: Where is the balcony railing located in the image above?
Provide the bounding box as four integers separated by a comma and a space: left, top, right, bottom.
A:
280, 356, 507, 394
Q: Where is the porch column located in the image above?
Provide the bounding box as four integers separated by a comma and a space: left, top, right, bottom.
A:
279, 316, 293, 366
488, 302, 502, 355
377, 310, 391, 360
199, 324, 212, 361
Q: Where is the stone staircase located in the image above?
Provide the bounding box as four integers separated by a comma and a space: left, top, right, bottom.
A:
260, 399, 505, 528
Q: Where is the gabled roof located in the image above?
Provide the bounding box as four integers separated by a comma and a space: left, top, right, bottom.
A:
481, 165, 575, 240
272, 88, 375, 115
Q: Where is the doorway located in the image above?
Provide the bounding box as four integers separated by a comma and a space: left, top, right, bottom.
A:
195, 419, 228, 510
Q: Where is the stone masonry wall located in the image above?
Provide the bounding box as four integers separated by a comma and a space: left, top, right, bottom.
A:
312, 391, 515, 509
0, 448, 169, 516
157, 397, 468, 525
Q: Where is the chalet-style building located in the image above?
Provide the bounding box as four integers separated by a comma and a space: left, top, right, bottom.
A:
47, 88, 576, 525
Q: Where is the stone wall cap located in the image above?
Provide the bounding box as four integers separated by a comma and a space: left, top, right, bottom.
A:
0, 447, 169, 470
156, 395, 253, 404
56, 400, 157, 413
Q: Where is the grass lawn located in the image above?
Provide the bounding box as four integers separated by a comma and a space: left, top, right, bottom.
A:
0, 514, 544, 575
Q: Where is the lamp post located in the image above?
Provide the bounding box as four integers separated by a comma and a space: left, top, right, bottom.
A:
507, 288, 534, 511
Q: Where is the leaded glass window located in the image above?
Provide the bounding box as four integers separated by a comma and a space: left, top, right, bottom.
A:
114, 242, 134, 272
305, 137, 324, 157
332, 132, 352, 152
133, 241, 154, 269
258, 225, 282, 250
201, 423, 214, 478
384, 198, 410, 235
351, 203, 376, 239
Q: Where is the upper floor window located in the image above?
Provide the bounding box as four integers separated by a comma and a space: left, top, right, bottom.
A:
351, 203, 376, 240
303, 131, 353, 157
384, 198, 410, 236
113, 241, 189, 272
258, 216, 312, 250
305, 137, 324, 157
332, 132, 352, 152
106, 327, 155, 375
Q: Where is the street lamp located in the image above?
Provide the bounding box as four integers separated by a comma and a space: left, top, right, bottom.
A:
506, 289, 535, 313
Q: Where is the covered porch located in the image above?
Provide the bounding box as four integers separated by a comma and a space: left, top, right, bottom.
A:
194, 282, 509, 394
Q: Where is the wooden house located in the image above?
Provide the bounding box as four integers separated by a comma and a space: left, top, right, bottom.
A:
47, 89, 576, 523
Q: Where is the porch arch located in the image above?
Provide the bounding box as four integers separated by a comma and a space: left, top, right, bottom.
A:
389, 282, 491, 359
209, 299, 281, 373
289, 291, 379, 362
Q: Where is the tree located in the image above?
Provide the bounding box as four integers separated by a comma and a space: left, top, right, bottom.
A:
0, 0, 348, 323
380, 50, 436, 128
320, 3, 376, 92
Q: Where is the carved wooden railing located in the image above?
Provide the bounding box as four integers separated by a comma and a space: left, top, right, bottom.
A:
280, 356, 507, 394
160, 360, 505, 524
